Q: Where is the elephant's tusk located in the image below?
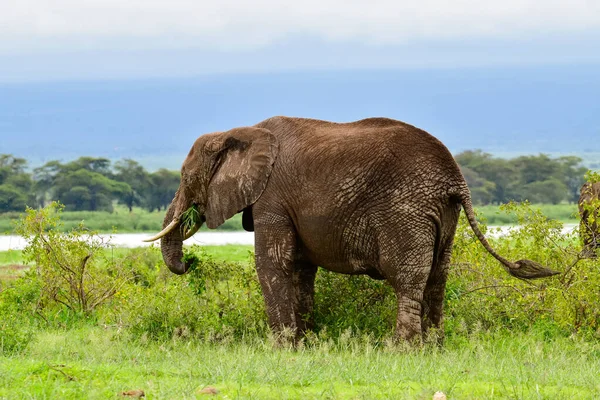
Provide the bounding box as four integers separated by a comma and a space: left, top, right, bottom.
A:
183, 222, 201, 241
143, 219, 180, 242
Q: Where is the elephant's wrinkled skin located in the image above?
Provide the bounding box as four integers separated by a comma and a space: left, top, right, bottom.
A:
579, 182, 600, 257
148, 116, 559, 342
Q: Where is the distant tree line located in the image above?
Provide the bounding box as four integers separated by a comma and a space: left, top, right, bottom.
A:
456, 150, 588, 205
0, 151, 592, 213
0, 154, 179, 213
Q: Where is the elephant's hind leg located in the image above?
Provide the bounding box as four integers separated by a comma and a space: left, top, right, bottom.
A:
292, 259, 318, 335
422, 241, 453, 341
379, 231, 435, 343
422, 208, 459, 341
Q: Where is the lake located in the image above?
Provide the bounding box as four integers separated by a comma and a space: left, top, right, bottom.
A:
0, 225, 577, 252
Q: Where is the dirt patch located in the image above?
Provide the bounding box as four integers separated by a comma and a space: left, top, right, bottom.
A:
0, 264, 30, 281
3, 264, 30, 270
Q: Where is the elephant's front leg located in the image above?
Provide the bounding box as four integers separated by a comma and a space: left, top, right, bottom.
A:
254, 219, 299, 341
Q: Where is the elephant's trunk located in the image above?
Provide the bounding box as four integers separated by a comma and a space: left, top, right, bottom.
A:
160, 203, 192, 275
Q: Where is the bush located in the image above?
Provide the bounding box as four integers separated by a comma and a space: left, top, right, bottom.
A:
14, 202, 130, 316
447, 201, 600, 338
0, 270, 41, 354
314, 273, 395, 338
107, 246, 267, 342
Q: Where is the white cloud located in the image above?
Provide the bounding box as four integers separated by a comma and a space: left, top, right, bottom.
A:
1, 0, 600, 53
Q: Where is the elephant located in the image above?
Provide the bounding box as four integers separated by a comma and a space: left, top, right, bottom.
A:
145, 116, 559, 342
579, 182, 600, 257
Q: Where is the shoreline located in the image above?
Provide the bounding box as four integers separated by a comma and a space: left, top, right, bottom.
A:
0, 224, 578, 252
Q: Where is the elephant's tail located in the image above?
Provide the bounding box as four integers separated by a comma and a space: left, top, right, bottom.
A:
458, 191, 560, 279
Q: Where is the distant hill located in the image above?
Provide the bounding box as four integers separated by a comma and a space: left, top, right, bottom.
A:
1, 65, 599, 170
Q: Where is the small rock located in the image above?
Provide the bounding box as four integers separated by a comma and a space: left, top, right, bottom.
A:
433, 391, 447, 400
198, 386, 219, 395
121, 389, 145, 398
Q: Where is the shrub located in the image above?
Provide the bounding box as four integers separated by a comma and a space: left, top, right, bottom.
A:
314, 272, 395, 338
109, 246, 267, 342
14, 202, 130, 316
447, 201, 600, 338
0, 270, 41, 354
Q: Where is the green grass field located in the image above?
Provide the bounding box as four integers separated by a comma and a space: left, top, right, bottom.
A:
0, 245, 253, 277
476, 203, 578, 225
0, 203, 580, 235
2, 326, 599, 399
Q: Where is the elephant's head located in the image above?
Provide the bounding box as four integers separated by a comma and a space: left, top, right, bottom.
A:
145, 127, 279, 274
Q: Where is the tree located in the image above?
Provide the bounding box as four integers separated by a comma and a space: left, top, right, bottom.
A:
144, 169, 180, 212
0, 154, 34, 212
32, 160, 63, 207
63, 157, 112, 176
53, 169, 130, 212
455, 150, 517, 204
456, 150, 588, 205
0, 154, 27, 179
0, 184, 28, 212
459, 166, 496, 205
556, 156, 588, 203
522, 179, 569, 204
114, 159, 151, 212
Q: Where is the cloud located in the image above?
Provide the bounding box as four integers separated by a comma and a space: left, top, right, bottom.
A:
2, 0, 600, 53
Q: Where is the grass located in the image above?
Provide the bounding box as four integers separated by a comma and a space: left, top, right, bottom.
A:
1, 328, 599, 399
0, 249, 24, 266
0, 246, 253, 283
476, 203, 578, 225
0, 250, 26, 282
0, 206, 244, 235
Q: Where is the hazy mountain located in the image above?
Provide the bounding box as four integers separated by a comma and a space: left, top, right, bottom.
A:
1, 65, 599, 170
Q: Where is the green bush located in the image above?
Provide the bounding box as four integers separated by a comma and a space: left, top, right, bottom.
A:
314, 273, 395, 338
14, 202, 131, 316
0, 270, 41, 354
447, 201, 599, 338
106, 246, 267, 342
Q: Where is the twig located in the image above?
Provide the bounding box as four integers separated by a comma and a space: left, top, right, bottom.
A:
48, 365, 76, 381
463, 284, 527, 297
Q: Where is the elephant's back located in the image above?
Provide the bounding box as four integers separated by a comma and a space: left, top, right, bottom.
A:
258, 116, 466, 200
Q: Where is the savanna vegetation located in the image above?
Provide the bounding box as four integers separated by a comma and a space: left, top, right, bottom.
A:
1, 193, 599, 398
0, 151, 592, 232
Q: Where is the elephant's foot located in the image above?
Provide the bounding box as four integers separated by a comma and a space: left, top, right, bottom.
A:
394, 296, 423, 344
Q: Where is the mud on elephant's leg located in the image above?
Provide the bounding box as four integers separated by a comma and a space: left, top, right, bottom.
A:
292, 260, 318, 336
254, 223, 299, 344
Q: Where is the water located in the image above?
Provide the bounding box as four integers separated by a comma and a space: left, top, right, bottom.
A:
0, 225, 577, 252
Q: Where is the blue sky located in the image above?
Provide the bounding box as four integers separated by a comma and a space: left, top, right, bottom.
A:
1, 0, 600, 82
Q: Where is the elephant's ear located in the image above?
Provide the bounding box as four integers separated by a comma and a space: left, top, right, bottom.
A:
205, 127, 279, 229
